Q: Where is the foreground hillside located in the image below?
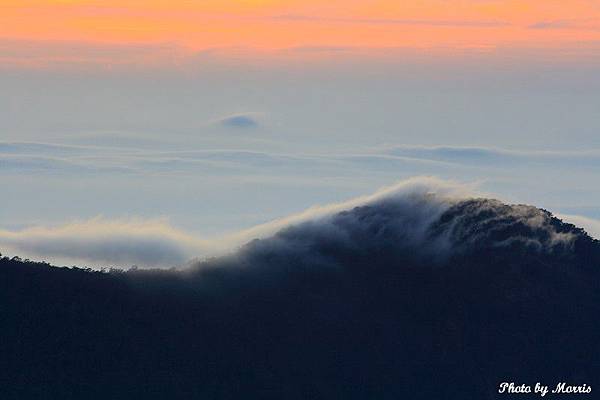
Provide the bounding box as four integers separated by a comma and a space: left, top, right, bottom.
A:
1, 193, 600, 399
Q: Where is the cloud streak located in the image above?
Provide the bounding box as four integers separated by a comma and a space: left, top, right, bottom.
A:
0, 38, 185, 69
529, 19, 600, 31
5, 142, 600, 177
384, 145, 600, 168
271, 14, 510, 27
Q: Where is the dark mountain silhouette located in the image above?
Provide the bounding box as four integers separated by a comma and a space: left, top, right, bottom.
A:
1, 196, 599, 399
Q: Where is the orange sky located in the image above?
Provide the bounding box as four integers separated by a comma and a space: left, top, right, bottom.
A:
1, 0, 600, 65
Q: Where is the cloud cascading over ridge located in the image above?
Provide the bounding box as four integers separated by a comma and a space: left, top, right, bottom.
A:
2, 177, 595, 269
2, 177, 469, 268
208, 183, 586, 279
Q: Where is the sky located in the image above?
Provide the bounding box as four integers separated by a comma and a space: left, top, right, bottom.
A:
1, 1, 600, 267
2, 0, 600, 58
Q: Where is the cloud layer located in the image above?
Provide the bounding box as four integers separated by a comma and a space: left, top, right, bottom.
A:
0, 218, 208, 268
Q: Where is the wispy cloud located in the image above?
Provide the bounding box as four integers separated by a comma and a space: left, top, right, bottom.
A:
529, 20, 575, 30
271, 14, 510, 28
0, 38, 185, 69
529, 19, 600, 31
